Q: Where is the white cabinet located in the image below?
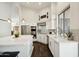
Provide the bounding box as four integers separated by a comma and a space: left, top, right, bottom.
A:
37, 34, 47, 44
54, 41, 59, 57
51, 38, 55, 55
49, 37, 52, 52
49, 36, 55, 55
49, 36, 59, 57
48, 35, 78, 57
0, 35, 33, 57
59, 43, 78, 57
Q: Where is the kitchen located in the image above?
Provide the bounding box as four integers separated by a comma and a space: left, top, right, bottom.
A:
0, 2, 78, 57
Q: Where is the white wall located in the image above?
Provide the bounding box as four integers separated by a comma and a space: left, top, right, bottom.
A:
0, 20, 11, 37
0, 3, 12, 37
21, 7, 39, 26
70, 3, 79, 30
0, 3, 20, 31
57, 2, 70, 14
0, 2, 12, 20
69, 3, 79, 42
0, 2, 20, 36
10, 3, 20, 26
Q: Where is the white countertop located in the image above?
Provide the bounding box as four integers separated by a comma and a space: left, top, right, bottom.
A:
0, 35, 33, 45
47, 34, 78, 43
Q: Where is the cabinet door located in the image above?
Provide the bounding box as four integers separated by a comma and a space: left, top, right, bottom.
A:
40, 35, 47, 44
43, 35, 47, 44
49, 36, 51, 49
51, 39, 55, 55
54, 41, 59, 57
49, 37, 55, 56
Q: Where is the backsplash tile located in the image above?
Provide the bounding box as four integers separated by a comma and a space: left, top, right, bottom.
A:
47, 29, 56, 34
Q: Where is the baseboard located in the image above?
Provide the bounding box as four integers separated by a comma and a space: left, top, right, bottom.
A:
33, 41, 48, 45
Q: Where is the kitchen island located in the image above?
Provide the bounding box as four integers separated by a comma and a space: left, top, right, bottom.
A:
0, 35, 33, 57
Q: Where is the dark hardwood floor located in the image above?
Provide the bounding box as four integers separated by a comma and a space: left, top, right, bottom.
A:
31, 41, 53, 57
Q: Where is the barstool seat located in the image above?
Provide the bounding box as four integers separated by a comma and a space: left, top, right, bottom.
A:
0, 51, 20, 57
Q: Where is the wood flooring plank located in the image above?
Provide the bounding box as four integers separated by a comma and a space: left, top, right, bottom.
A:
31, 41, 53, 57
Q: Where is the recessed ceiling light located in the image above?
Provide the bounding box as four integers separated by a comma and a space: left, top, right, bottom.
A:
38, 2, 42, 6
27, 2, 30, 4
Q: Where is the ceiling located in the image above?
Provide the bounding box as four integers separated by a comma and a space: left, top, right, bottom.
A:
18, 2, 51, 10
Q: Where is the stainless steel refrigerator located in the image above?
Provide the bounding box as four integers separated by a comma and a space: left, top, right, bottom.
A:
21, 25, 31, 35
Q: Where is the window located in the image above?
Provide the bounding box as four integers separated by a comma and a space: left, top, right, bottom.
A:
58, 6, 70, 36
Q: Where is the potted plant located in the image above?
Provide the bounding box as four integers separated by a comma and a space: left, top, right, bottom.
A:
14, 31, 19, 38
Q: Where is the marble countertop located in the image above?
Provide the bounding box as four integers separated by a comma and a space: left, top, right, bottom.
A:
47, 34, 78, 43
0, 35, 33, 45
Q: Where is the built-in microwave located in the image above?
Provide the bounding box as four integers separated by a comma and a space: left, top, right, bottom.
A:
37, 22, 46, 26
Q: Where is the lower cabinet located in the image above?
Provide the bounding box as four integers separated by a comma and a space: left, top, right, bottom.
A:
49, 37, 59, 57
54, 41, 59, 57
49, 36, 78, 57
37, 34, 47, 44
49, 37, 55, 55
